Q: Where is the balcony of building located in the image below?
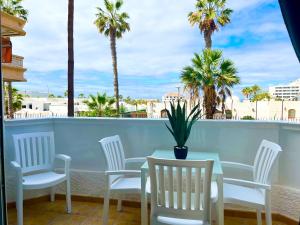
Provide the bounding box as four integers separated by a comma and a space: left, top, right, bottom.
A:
2, 55, 27, 82
3, 118, 300, 225
1, 11, 26, 37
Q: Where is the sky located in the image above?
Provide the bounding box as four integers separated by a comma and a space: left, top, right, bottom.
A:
12, 0, 300, 99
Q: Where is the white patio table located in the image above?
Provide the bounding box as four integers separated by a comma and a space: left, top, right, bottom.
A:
140, 150, 224, 225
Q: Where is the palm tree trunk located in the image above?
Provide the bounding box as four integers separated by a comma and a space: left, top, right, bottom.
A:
7, 82, 14, 119
222, 95, 226, 115
67, 0, 74, 117
204, 30, 212, 49
189, 93, 193, 110
204, 86, 216, 119
110, 30, 120, 114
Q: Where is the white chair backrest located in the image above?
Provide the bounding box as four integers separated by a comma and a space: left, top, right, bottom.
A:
99, 135, 126, 171
253, 139, 282, 185
147, 157, 214, 222
13, 132, 55, 174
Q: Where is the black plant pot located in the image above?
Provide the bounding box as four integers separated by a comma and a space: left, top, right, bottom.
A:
174, 146, 188, 159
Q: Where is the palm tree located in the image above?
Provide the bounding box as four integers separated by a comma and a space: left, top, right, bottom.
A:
6, 82, 13, 119
67, 0, 74, 117
78, 93, 85, 98
216, 60, 240, 114
4, 84, 23, 119
242, 87, 252, 99
252, 92, 271, 102
242, 85, 262, 101
251, 84, 261, 96
124, 97, 138, 111
182, 49, 239, 119
94, 0, 130, 114
181, 66, 201, 109
84, 93, 116, 117
188, 0, 233, 48
0, 0, 28, 20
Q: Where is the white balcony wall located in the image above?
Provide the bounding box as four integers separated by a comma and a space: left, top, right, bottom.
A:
3, 118, 300, 220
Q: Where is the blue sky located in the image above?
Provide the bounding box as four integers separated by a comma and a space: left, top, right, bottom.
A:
12, 0, 300, 99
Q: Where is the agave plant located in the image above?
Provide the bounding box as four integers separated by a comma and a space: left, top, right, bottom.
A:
165, 101, 201, 147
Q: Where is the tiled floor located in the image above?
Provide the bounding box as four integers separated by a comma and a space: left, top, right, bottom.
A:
8, 200, 288, 225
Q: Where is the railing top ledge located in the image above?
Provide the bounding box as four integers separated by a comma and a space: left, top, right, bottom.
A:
4, 117, 300, 128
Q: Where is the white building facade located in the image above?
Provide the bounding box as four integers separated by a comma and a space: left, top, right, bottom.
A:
269, 79, 300, 100
15, 97, 89, 118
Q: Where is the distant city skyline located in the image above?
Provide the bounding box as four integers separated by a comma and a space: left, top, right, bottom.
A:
12, 0, 300, 99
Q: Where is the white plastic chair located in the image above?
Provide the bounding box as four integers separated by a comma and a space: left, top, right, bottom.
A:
11, 132, 72, 225
220, 139, 282, 225
99, 135, 146, 225
147, 156, 214, 225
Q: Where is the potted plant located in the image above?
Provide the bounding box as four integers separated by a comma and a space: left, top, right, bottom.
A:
165, 101, 201, 159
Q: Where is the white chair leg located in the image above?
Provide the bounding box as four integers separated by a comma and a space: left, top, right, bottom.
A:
16, 186, 23, 225
265, 191, 272, 225
256, 209, 262, 225
50, 186, 55, 202
66, 177, 72, 213
102, 188, 110, 225
117, 199, 122, 212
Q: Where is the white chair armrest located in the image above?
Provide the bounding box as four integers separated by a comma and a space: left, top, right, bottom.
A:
55, 154, 71, 174
11, 161, 22, 183
224, 178, 271, 190
221, 161, 253, 171
105, 170, 141, 176
56, 154, 71, 162
11, 161, 21, 171
125, 157, 146, 164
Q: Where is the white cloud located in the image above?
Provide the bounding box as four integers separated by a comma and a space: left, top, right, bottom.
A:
13, 0, 279, 75
11, 0, 300, 98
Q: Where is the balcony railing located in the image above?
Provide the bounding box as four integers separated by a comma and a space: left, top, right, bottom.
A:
4, 118, 300, 221
11, 55, 24, 67
2, 55, 26, 82
3, 55, 24, 68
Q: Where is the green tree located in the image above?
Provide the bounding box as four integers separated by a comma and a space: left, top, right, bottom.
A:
241, 87, 252, 99
83, 93, 116, 117
251, 84, 261, 96
126, 98, 138, 111
124, 96, 132, 104
137, 99, 147, 105
181, 67, 201, 108
0, 0, 28, 20
120, 104, 127, 113
124, 97, 147, 111
217, 60, 239, 114
78, 93, 85, 98
48, 93, 56, 98
182, 49, 239, 119
4, 84, 23, 119
188, 0, 232, 48
241, 85, 269, 102
94, 0, 130, 114
252, 92, 271, 102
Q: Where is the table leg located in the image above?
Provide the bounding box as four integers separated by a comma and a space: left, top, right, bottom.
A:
216, 174, 224, 225
141, 170, 148, 225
